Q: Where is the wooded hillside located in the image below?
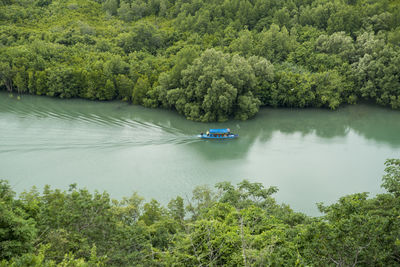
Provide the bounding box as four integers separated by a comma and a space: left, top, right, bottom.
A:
1, 0, 399, 121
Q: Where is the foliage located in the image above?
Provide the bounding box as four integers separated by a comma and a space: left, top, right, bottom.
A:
159, 49, 262, 121
0, 181, 36, 260
382, 158, 400, 197
1, 159, 400, 265
1, 0, 400, 121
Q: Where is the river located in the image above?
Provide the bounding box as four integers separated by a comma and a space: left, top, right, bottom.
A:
1, 91, 399, 215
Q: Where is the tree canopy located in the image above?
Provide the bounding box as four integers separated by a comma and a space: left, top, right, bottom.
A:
1, 0, 400, 121
1, 159, 400, 266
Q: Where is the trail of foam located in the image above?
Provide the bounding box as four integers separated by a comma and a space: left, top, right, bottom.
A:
0, 95, 201, 152
0, 135, 203, 153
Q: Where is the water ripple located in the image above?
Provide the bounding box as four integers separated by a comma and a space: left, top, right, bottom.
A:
0, 94, 202, 153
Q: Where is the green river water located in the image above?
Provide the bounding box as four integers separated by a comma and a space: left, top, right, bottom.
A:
1, 91, 399, 215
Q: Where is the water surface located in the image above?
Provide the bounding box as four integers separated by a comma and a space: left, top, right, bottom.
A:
1, 92, 399, 215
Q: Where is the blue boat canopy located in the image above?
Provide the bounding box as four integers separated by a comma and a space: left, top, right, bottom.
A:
209, 128, 230, 134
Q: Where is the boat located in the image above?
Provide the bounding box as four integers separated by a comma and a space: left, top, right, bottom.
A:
198, 128, 238, 139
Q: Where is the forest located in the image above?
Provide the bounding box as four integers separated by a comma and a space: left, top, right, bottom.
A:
1, 0, 400, 121
1, 0, 399, 265
0, 159, 399, 266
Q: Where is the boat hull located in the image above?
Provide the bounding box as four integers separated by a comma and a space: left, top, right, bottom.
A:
198, 134, 238, 139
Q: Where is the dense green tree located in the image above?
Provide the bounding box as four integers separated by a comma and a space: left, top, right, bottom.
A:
132, 76, 150, 105
228, 29, 254, 57
115, 74, 133, 101
102, 0, 118, 16
247, 56, 275, 105
382, 158, 400, 197
0, 245, 106, 266
0, 62, 15, 92
117, 1, 134, 22
0, 181, 36, 260
163, 49, 262, 121
1, 159, 400, 265
117, 23, 165, 54
315, 31, 356, 62
300, 191, 400, 266
327, 5, 362, 36
167, 196, 185, 222
1, 0, 400, 120
102, 79, 116, 100
255, 24, 297, 63
47, 67, 84, 98
353, 44, 400, 108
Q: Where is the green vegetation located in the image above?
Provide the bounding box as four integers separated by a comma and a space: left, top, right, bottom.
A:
1, 0, 400, 121
1, 159, 399, 266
